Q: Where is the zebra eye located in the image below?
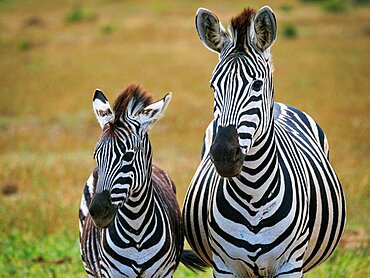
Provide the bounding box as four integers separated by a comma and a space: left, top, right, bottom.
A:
122, 152, 134, 161
252, 80, 263, 92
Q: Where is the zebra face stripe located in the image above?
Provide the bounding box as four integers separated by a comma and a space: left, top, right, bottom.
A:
209, 50, 274, 177
211, 52, 273, 143
94, 126, 140, 202
196, 6, 277, 177
89, 125, 146, 228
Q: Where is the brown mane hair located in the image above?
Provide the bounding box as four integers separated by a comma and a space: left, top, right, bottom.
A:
113, 83, 153, 122
230, 8, 256, 51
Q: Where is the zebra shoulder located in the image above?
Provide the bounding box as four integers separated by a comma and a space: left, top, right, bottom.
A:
151, 164, 183, 265
273, 102, 330, 159
151, 164, 180, 223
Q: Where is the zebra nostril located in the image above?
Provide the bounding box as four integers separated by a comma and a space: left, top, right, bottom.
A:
234, 147, 241, 161
89, 190, 112, 220
89, 203, 107, 219
89, 203, 98, 218
103, 206, 109, 216
89, 209, 95, 218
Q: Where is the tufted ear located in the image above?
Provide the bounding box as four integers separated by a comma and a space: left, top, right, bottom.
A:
134, 93, 172, 133
254, 6, 277, 52
93, 89, 115, 129
196, 8, 229, 53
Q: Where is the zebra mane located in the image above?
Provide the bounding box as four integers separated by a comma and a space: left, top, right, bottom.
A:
113, 83, 153, 122
230, 8, 256, 51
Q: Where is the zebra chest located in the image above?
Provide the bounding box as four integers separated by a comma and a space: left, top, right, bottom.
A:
208, 180, 302, 271
208, 211, 296, 276
99, 217, 174, 277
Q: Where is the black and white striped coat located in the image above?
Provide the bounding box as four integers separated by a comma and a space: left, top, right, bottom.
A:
183, 6, 346, 277
79, 85, 205, 277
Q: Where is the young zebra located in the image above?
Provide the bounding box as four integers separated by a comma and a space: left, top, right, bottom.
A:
79, 84, 205, 277
183, 6, 346, 277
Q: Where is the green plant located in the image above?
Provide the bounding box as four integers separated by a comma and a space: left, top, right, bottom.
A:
282, 24, 298, 39
18, 40, 32, 51
300, 0, 325, 2
323, 0, 347, 12
280, 3, 294, 12
353, 0, 370, 4
100, 24, 114, 35
64, 5, 96, 23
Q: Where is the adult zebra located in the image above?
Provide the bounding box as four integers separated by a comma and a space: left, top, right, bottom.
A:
183, 6, 346, 277
79, 84, 205, 277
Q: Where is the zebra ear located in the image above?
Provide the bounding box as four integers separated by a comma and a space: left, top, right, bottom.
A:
93, 89, 115, 129
196, 8, 229, 53
136, 93, 172, 133
254, 6, 277, 52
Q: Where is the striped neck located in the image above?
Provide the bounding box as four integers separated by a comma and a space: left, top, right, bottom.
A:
116, 179, 155, 234
115, 143, 155, 233
231, 116, 280, 205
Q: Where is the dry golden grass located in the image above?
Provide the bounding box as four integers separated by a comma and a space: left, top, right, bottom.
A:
0, 0, 369, 276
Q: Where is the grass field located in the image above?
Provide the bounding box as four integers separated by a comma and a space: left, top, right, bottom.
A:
0, 0, 369, 277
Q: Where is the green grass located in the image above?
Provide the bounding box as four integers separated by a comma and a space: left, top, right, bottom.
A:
307, 248, 369, 277
0, 230, 367, 277
0, 0, 369, 277
0, 229, 213, 277
0, 229, 85, 277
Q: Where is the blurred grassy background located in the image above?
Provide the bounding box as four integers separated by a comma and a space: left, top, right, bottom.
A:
0, 0, 369, 277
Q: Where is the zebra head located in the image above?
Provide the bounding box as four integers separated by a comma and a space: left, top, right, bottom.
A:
88, 84, 172, 228
196, 6, 277, 177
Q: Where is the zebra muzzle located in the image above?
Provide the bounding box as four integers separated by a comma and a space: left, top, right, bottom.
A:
89, 190, 117, 228
210, 125, 245, 177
